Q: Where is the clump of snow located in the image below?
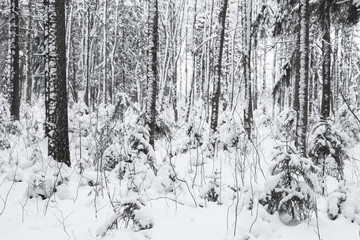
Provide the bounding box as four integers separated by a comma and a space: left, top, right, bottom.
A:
97, 197, 154, 237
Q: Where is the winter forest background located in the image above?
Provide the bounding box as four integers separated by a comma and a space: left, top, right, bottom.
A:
1, 0, 360, 239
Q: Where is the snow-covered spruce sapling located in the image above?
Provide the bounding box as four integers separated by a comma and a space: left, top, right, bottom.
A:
309, 119, 348, 194
260, 145, 318, 221
200, 170, 221, 203
112, 117, 158, 194
127, 116, 157, 174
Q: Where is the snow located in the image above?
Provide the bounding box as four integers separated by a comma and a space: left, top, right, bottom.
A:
2, 95, 360, 240
0, 131, 359, 240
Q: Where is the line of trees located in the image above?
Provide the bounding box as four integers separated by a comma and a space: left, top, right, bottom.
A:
1, 0, 360, 168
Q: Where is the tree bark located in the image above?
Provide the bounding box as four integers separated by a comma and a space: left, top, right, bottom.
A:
26, 1, 33, 105
9, 0, 20, 120
320, 1, 331, 119
243, 0, 253, 138
147, 0, 159, 148
210, 0, 228, 133
297, 0, 310, 157
44, 0, 71, 167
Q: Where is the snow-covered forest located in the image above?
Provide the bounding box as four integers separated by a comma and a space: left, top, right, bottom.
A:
1, 0, 360, 239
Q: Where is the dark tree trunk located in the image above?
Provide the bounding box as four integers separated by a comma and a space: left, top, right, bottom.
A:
210, 0, 228, 133
84, 6, 91, 107
26, 1, 33, 105
297, 0, 310, 157
44, 0, 71, 167
147, 0, 159, 148
320, 2, 331, 119
10, 0, 20, 120
55, 0, 70, 166
243, 0, 253, 138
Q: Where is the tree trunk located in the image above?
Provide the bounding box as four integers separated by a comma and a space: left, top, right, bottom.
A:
185, 0, 198, 122
332, 28, 339, 115
243, 0, 253, 138
147, 0, 159, 148
44, 0, 71, 167
297, 0, 310, 157
26, 1, 33, 105
102, 0, 108, 104
84, 5, 91, 107
9, 0, 20, 120
210, 0, 228, 133
320, 2, 331, 119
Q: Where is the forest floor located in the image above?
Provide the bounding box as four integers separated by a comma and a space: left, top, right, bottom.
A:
1, 103, 360, 240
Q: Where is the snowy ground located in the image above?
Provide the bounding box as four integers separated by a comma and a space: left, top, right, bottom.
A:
1, 106, 360, 240
1, 177, 360, 240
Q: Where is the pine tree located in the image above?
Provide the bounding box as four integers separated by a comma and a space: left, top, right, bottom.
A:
242, 0, 253, 138
297, 0, 310, 157
25, 1, 33, 105
44, 0, 71, 167
146, 0, 159, 148
320, 1, 331, 119
9, 0, 20, 120
210, 0, 228, 134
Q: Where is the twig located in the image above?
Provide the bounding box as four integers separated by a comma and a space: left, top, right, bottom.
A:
18, 186, 30, 223
168, 161, 198, 207
0, 164, 18, 215
0, 179, 15, 215
53, 205, 75, 237
249, 194, 260, 234
149, 197, 185, 205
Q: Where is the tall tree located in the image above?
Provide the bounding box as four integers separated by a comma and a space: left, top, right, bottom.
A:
297, 0, 310, 157
9, 0, 20, 120
101, 0, 107, 104
25, 0, 33, 105
146, 0, 159, 148
210, 0, 228, 133
243, 0, 253, 138
44, 0, 71, 167
320, 0, 331, 119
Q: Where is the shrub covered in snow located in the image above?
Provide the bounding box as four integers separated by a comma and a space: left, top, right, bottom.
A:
97, 197, 154, 237
272, 108, 297, 142
200, 170, 221, 203
327, 181, 360, 224
0, 95, 11, 151
309, 119, 349, 190
216, 113, 245, 151
261, 145, 318, 221
327, 181, 347, 220
337, 104, 360, 143
27, 169, 69, 200
181, 121, 206, 153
